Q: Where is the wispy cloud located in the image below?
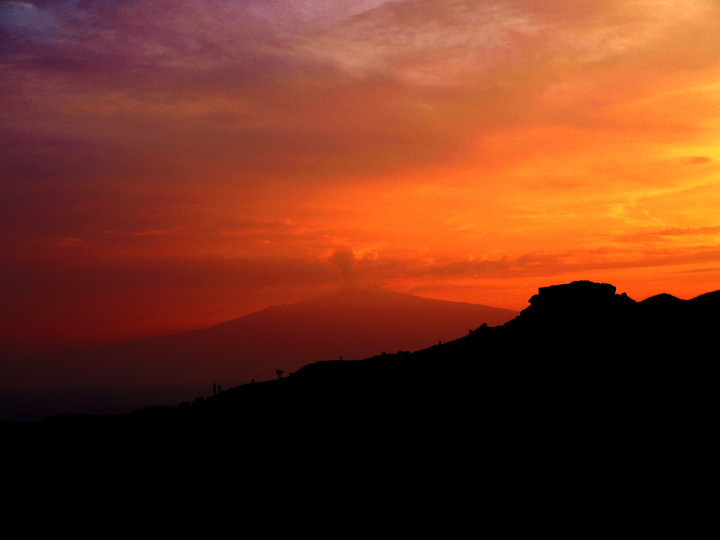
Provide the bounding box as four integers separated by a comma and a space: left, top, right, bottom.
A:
615, 226, 720, 244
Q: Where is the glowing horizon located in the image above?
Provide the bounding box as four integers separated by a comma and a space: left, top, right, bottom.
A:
3, 0, 720, 356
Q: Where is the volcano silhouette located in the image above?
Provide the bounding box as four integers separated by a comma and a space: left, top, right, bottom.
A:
0, 287, 516, 419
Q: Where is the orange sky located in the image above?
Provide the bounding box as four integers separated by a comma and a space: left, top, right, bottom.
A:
2, 0, 720, 357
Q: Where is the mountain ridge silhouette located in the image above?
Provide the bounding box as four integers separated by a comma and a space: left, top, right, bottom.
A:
5, 280, 715, 521
8, 279, 715, 432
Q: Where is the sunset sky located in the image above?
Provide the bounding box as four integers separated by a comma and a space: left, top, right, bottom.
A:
3, 0, 720, 357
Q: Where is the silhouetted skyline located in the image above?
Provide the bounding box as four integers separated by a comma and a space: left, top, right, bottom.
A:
7, 280, 717, 435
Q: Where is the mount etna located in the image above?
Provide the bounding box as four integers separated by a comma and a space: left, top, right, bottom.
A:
0, 287, 516, 421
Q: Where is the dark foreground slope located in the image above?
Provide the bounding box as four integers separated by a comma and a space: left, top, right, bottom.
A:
4, 281, 715, 525
9, 281, 715, 449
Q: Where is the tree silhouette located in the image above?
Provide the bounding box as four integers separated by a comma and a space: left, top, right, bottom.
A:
276, 369, 284, 379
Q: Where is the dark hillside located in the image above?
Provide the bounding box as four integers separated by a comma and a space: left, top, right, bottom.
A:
4, 280, 715, 517
12, 281, 715, 443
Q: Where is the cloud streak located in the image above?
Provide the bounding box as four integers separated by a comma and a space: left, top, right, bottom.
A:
3, 1, 719, 192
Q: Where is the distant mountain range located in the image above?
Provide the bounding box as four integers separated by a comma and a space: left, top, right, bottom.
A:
0, 287, 516, 420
